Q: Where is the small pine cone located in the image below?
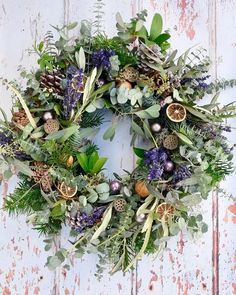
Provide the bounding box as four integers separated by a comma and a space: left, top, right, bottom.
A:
119, 67, 139, 82
168, 72, 180, 89
40, 69, 64, 95
113, 198, 127, 212
32, 161, 52, 192
163, 134, 179, 150
137, 44, 164, 73
44, 119, 60, 134
12, 109, 30, 127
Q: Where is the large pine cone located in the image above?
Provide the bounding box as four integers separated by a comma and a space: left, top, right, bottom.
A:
40, 69, 64, 95
136, 44, 165, 73
12, 109, 30, 127
32, 161, 52, 192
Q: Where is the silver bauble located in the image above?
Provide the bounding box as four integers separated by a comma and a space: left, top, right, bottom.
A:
109, 180, 122, 194
164, 160, 175, 172
136, 213, 146, 223
151, 123, 162, 133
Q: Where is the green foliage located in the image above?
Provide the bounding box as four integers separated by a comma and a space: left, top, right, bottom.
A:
92, 34, 137, 66
80, 111, 104, 128
77, 151, 107, 174
5, 178, 47, 215
93, 0, 105, 35
116, 10, 170, 50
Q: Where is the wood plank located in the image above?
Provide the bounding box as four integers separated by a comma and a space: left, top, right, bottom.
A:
216, 1, 236, 294
0, 1, 65, 294
134, 1, 214, 294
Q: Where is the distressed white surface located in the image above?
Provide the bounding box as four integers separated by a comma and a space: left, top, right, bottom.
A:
0, 0, 236, 294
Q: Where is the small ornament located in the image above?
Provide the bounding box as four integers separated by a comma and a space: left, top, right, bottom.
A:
66, 155, 74, 167
163, 134, 179, 150
134, 181, 150, 198
118, 81, 132, 89
43, 111, 53, 121
164, 160, 175, 172
58, 182, 78, 199
136, 213, 146, 223
113, 198, 127, 212
109, 180, 122, 194
151, 122, 162, 133
156, 202, 175, 221
44, 119, 60, 134
166, 103, 186, 122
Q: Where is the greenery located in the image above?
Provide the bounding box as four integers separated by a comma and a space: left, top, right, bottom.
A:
0, 9, 235, 277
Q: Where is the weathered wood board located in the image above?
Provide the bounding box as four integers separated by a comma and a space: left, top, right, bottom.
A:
0, 0, 235, 294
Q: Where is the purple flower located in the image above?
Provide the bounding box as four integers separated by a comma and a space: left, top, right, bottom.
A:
220, 125, 231, 132
0, 131, 12, 145
144, 147, 169, 180
148, 165, 164, 180
172, 165, 191, 183
63, 67, 84, 119
91, 49, 115, 71
198, 82, 209, 89
73, 206, 106, 233
0, 131, 31, 160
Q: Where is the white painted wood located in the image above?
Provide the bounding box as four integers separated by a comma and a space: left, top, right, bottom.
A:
0, 0, 235, 294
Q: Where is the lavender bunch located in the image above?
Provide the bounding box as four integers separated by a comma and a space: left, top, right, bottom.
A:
172, 165, 191, 183
144, 147, 168, 180
91, 49, 115, 71
0, 131, 31, 160
72, 206, 106, 233
63, 66, 84, 119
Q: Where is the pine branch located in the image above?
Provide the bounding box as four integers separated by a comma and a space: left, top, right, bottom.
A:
80, 111, 104, 128
5, 178, 47, 215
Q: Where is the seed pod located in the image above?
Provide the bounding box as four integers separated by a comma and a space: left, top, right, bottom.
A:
113, 198, 127, 212
44, 119, 60, 134
134, 181, 150, 198
163, 134, 179, 150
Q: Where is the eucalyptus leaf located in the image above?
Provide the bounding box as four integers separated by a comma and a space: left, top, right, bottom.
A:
45, 125, 78, 142
103, 124, 116, 141
13, 159, 33, 177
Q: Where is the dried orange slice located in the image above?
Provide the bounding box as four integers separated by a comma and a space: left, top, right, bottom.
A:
166, 103, 186, 122
58, 182, 77, 199
156, 202, 175, 221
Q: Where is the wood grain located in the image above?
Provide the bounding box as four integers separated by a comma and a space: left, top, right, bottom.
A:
0, 0, 235, 294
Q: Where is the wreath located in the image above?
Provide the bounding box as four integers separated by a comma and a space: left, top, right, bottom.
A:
0, 10, 236, 276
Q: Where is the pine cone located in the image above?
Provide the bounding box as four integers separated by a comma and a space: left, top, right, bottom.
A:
137, 44, 164, 73
32, 161, 52, 192
40, 69, 64, 95
12, 109, 30, 127
66, 204, 106, 232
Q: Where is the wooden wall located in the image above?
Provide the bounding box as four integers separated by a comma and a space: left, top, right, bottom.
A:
0, 0, 235, 294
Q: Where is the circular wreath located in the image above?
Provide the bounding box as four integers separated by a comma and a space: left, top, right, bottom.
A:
0, 10, 236, 275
